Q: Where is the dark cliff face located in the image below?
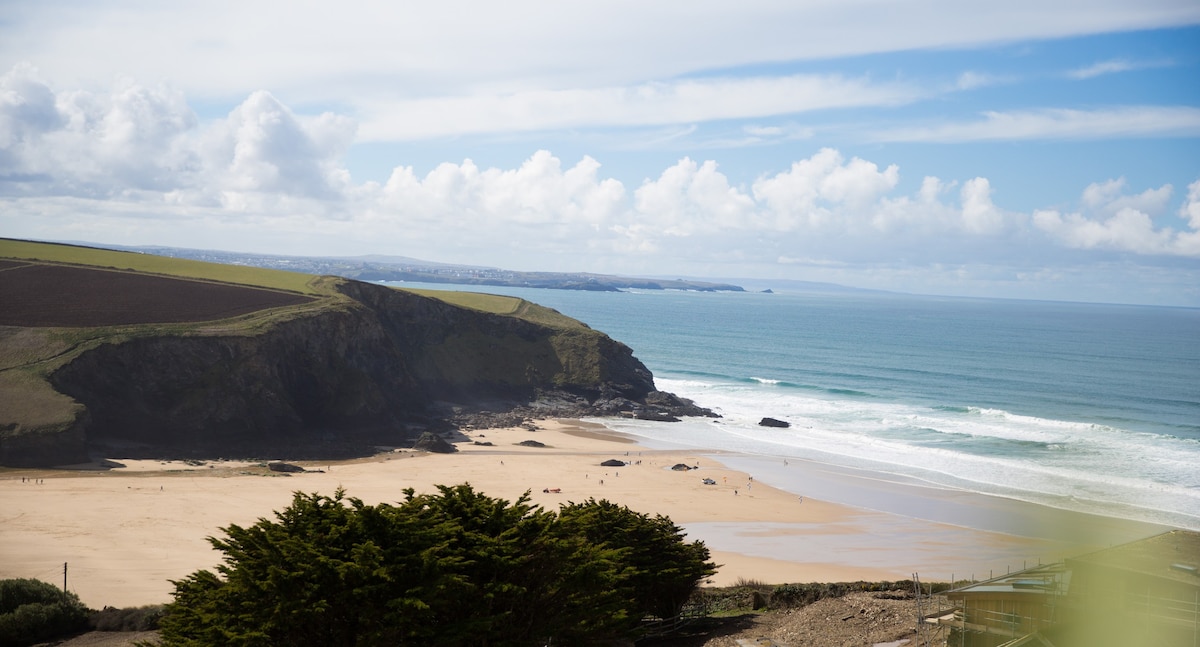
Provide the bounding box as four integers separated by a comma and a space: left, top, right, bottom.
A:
46, 280, 659, 459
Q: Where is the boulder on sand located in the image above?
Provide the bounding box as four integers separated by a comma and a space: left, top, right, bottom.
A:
268, 461, 305, 473
600, 459, 626, 467
759, 417, 790, 428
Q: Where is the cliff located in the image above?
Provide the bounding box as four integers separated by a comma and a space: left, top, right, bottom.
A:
5, 277, 703, 465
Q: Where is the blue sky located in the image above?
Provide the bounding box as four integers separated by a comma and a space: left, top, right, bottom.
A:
2, 1, 1199, 305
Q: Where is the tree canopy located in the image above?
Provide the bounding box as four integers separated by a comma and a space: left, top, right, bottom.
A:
158, 485, 715, 646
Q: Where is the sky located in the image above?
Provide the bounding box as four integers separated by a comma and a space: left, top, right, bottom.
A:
2, 1, 1199, 306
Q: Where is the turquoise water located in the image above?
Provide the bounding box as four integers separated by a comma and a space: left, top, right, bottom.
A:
390, 283, 1200, 529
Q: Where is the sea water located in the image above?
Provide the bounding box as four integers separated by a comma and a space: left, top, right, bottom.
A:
388, 283, 1200, 530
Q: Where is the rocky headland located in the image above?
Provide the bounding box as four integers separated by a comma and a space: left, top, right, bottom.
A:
0, 242, 713, 466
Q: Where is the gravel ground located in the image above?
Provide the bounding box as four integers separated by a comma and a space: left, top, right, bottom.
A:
649, 591, 950, 647
37, 631, 159, 647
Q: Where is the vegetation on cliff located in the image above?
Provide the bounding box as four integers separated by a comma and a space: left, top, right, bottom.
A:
157, 485, 715, 646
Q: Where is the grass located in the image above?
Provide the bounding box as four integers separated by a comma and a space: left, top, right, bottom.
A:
402, 288, 524, 314
401, 288, 588, 330
730, 577, 772, 589
0, 239, 321, 295
0, 372, 82, 432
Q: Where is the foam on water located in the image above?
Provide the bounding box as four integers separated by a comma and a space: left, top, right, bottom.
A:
603, 375, 1200, 530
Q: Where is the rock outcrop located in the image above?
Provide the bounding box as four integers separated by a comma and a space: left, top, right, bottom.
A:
412, 432, 457, 454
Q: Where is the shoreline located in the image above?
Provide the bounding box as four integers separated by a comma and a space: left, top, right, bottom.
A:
0, 419, 1169, 609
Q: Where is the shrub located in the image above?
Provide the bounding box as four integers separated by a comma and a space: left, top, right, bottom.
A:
730, 577, 771, 590
0, 578, 89, 647
89, 605, 164, 632
768, 580, 923, 609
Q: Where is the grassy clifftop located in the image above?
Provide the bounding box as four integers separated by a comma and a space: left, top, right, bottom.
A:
0, 238, 321, 295
0, 240, 663, 466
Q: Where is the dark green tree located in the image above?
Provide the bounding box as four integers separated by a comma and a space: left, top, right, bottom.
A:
557, 498, 717, 620
159, 485, 716, 646
396, 485, 632, 644
159, 489, 457, 646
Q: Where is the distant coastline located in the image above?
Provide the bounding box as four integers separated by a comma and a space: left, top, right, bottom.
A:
96, 242, 749, 293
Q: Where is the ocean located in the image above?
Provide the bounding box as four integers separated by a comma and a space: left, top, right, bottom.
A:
390, 283, 1200, 531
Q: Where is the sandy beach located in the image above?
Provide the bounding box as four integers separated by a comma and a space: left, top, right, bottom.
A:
0, 419, 1166, 609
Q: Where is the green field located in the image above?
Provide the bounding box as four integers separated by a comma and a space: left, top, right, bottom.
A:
0, 239, 321, 295
0, 241, 583, 331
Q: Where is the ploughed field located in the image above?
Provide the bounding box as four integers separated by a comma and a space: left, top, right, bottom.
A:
0, 261, 314, 327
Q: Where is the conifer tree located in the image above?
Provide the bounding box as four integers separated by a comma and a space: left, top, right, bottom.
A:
158, 485, 716, 646
558, 498, 717, 620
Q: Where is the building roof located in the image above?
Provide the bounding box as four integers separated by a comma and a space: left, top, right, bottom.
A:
947, 563, 1069, 599
1065, 529, 1200, 588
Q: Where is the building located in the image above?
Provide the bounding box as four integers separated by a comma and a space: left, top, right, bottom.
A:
932, 529, 1199, 647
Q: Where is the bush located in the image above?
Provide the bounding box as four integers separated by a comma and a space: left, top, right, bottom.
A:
0, 578, 89, 647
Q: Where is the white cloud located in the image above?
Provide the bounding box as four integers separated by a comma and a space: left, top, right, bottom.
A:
0, 68, 355, 212
357, 75, 920, 141
370, 150, 625, 230
960, 178, 1007, 235
874, 106, 1200, 142
1183, 180, 1200, 229
0, 64, 199, 196
7, 0, 1198, 105
632, 158, 755, 237
1081, 178, 1172, 216
1033, 207, 1172, 253
1067, 58, 1173, 79
954, 71, 1004, 90
1033, 180, 1200, 256
1068, 59, 1133, 79
0, 63, 62, 149
203, 91, 355, 203
751, 149, 900, 232
744, 125, 784, 137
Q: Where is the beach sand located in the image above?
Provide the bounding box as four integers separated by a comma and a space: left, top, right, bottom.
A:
0, 419, 1166, 609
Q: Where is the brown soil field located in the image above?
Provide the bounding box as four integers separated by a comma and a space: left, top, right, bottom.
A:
0, 262, 314, 327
